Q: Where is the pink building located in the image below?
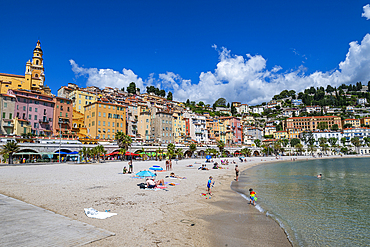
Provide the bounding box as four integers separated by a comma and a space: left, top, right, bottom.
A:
221, 116, 243, 144
8, 89, 54, 136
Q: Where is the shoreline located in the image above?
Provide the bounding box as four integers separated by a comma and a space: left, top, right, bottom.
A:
0, 155, 366, 246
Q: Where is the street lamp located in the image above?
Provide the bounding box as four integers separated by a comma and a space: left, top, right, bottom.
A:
59, 118, 62, 163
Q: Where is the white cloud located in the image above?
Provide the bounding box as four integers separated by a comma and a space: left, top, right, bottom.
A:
70, 33, 370, 105
362, 4, 370, 20
69, 60, 145, 91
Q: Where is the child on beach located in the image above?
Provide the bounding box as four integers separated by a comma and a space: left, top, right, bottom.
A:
249, 188, 257, 206
207, 176, 214, 195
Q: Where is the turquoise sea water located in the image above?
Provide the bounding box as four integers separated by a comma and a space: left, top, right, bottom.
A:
237, 158, 370, 246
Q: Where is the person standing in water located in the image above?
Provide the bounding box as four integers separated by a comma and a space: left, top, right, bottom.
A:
235, 165, 239, 181
249, 188, 257, 206
317, 174, 322, 178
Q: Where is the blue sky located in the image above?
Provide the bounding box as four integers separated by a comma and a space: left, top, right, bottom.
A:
2, 0, 370, 105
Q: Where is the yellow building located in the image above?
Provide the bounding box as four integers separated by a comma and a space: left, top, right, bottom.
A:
342, 118, 361, 128
288, 129, 301, 139
70, 89, 97, 114
72, 109, 88, 138
137, 104, 151, 141
173, 111, 186, 143
361, 117, 370, 126
84, 101, 127, 140
274, 131, 288, 139
0, 41, 51, 95
14, 118, 32, 135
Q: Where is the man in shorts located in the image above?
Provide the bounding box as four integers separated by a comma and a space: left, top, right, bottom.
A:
235, 165, 239, 181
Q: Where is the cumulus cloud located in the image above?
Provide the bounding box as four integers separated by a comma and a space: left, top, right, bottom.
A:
69, 60, 145, 91
70, 33, 370, 105
362, 4, 370, 20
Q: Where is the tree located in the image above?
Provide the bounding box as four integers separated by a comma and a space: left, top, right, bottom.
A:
119, 148, 126, 161
0, 141, 20, 164
159, 89, 166, 97
241, 148, 251, 157
281, 139, 289, 147
167, 143, 175, 159
328, 137, 337, 147
115, 131, 132, 150
94, 145, 105, 163
231, 104, 237, 116
351, 137, 362, 154
254, 139, 261, 147
127, 82, 137, 94
343, 123, 352, 129
167, 92, 173, 101
79, 147, 90, 163
217, 140, 225, 153
290, 138, 300, 147
175, 148, 184, 159
214, 98, 227, 107
363, 137, 370, 147
340, 147, 349, 154
302, 131, 315, 146
340, 137, 347, 147
318, 122, 328, 131
331, 124, 339, 131
189, 144, 197, 157
295, 143, 304, 155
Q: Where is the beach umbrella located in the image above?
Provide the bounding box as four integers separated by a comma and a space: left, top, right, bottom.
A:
206, 155, 212, 160
149, 165, 163, 171
125, 151, 140, 156
136, 170, 156, 178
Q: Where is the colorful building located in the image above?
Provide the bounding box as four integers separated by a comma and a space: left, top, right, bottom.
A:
284, 116, 342, 132
8, 89, 54, 136
70, 89, 97, 114
173, 111, 186, 143
84, 101, 127, 140
53, 97, 73, 138
0, 41, 51, 95
273, 131, 288, 139
342, 118, 361, 128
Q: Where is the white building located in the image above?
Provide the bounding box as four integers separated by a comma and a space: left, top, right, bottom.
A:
184, 113, 209, 143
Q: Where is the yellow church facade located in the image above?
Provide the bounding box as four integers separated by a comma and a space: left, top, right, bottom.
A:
0, 40, 51, 95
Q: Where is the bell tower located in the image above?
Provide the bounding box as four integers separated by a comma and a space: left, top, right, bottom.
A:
31, 40, 45, 85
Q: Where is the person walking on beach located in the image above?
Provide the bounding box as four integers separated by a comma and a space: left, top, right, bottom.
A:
249, 188, 257, 206
128, 160, 133, 173
235, 165, 239, 181
207, 176, 214, 196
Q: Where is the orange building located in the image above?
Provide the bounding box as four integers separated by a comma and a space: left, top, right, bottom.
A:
84, 101, 127, 140
284, 116, 342, 131
53, 97, 73, 138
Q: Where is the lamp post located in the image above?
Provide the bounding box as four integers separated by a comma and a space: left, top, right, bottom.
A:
59, 118, 61, 163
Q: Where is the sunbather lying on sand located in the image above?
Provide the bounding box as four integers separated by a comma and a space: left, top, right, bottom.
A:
146, 178, 165, 188
167, 172, 186, 179
198, 164, 209, 170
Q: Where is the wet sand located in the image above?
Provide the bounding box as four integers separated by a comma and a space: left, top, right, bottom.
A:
0, 155, 340, 246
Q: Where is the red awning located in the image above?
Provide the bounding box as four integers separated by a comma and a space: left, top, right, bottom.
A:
125, 151, 139, 156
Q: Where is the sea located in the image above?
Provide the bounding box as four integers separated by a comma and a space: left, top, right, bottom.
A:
232, 157, 370, 246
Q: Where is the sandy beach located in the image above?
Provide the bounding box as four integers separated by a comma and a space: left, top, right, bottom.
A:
0, 156, 315, 246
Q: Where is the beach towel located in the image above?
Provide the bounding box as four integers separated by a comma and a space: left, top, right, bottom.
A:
84, 208, 117, 219
164, 182, 180, 185
145, 188, 166, 191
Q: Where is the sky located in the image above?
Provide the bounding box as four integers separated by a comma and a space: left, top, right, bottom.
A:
2, 0, 370, 105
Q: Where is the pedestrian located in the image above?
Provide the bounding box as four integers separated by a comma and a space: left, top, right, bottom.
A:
165, 160, 169, 171
235, 165, 239, 181
128, 160, 133, 173
207, 176, 214, 195
249, 188, 257, 206
169, 159, 172, 170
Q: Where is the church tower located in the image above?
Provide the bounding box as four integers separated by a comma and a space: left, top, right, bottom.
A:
24, 40, 45, 90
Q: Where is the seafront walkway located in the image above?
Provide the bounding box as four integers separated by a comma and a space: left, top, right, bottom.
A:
0, 194, 114, 247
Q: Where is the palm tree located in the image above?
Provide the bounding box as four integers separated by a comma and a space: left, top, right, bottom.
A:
254, 139, 261, 148
217, 140, 225, 153
115, 131, 132, 150
175, 148, 184, 159
0, 141, 20, 164
340, 137, 347, 147
295, 143, 304, 155
94, 145, 105, 163
167, 143, 175, 159
119, 148, 126, 161
79, 147, 89, 163
189, 143, 197, 158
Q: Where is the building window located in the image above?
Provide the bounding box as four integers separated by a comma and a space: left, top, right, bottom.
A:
35, 108, 38, 112
98, 121, 101, 126
103, 121, 105, 126
99, 112, 101, 117
103, 113, 106, 117
34, 115, 37, 120
9, 113, 12, 119
60, 112, 62, 117
66, 113, 68, 117
23, 106, 26, 111
29, 114, 31, 120
92, 121, 95, 126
